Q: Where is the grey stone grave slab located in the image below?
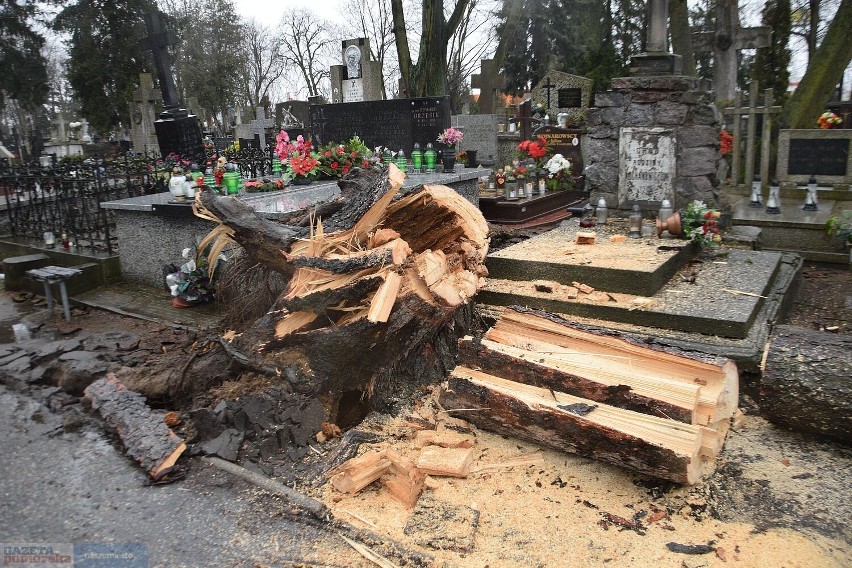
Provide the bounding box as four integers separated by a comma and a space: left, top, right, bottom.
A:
482, 236, 785, 340
486, 222, 696, 297
618, 127, 676, 207
530, 70, 592, 126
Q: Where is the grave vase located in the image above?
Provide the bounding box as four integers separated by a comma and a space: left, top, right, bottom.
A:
441, 151, 456, 173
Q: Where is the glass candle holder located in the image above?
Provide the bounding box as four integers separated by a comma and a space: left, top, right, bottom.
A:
765, 179, 781, 214
803, 174, 818, 211
628, 204, 643, 238
749, 175, 763, 207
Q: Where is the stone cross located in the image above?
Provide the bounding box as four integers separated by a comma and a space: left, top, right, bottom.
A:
471, 59, 506, 115
692, 0, 771, 101
139, 12, 179, 109
250, 107, 275, 150
646, 0, 669, 53
130, 73, 162, 153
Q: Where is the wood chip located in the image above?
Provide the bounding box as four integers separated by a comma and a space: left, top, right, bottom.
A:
576, 231, 596, 245
572, 281, 595, 294
415, 429, 475, 448
416, 446, 475, 478
609, 235, 627, 243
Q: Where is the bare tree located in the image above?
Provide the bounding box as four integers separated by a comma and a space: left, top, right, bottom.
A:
241, 19, 288, 109
279, 9, 336, 98
447, 0, 497, 110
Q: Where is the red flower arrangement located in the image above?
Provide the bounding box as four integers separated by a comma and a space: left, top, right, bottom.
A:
518, 136, 548, 162
720, 130, 733, 156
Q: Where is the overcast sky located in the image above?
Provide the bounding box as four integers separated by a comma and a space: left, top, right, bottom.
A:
234, 0, 343, 25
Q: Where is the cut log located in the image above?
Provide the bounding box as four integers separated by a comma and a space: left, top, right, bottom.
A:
761, 325, 852, 445
381, 450, 426, 508
84, 373, 186, 480
440, 367, 719, 484
197, 164, 489, 406
485, 309, 738, 426
329, 450, 392, 494
416, 446, 476, 478
576, 231, 596, 245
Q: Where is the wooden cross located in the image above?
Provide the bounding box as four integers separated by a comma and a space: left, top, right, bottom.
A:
692, 0, 771, 101
250, 107, 275, 150
470, 59, 506, 115
138, 12, 179, 109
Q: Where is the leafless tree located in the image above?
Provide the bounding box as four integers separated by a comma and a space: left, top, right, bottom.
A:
241, 19, 288, 109
278, 9, 336, 99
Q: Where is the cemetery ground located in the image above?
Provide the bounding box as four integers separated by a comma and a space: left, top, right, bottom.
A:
0, 259, 849, 568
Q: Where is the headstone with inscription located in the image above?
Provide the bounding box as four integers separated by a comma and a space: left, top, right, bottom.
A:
777, 129, 852, 186
311, 97, 450, 155
533, 125, 584, 176
329, 38, 383, 103
249, 107, 275, 150
618, 127, 676, 207
530, 71, 593, 126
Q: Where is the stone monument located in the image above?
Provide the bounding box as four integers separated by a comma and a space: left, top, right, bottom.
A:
530, 71, 593, 126
329, 38, 383, 103
139, 12, 204, 159
129, 73, 163, 154
585, 0, 720, 211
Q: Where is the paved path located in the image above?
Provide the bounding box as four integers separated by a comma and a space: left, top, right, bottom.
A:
0, 385, 373, 568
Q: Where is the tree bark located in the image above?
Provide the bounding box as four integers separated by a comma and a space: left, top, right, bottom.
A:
85, 374, 186, 480
761, 325, 852, 444
781, 0, 852, 129
440, 368, 720, 484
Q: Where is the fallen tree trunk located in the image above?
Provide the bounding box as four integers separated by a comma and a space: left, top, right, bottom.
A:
84, 374, 186, 479
196, 165, 489, 404
440, 367, 721, 484
761, 325, 852, 445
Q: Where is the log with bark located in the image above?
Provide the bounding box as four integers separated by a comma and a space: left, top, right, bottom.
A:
84, 373, 186, 479
761, 325, 852, 445
459, 308, 739, 427
440, 308, 739, 484
194, 164, 488, 406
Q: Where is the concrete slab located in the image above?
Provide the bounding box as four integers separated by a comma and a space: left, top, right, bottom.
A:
486, 221, 697, 296
732, 197, 847, 263
480, 249, 783, 339
478, 252, 803, 374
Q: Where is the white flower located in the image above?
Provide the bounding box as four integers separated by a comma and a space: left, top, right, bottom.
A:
182, 247, 192, 259
545, 154, 572, 176
182, 259, 196, 273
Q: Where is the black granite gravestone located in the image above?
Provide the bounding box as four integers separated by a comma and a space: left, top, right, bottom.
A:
310, 97, 450, 154
788, 138, 849, 177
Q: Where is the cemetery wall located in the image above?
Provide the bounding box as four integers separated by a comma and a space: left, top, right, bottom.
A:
585, 76, 720, 211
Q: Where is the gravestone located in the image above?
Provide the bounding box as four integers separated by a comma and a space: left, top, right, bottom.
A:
692, 0, 771, 102
453, 114, 498, 165
249, 107, 275, 150
471, 59, 506, 115
618, 127, 676, 207
310, 97, 450, 154
533, 125, 583, 175
777, 129, 852, 186
129, 73, 163, 154
140, 12, 203, 159
530, 71, 593, 126
330, 38, 383, 103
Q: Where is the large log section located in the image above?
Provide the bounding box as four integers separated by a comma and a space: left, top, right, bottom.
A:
195, 165, 489, 406
761, 325, 852, 445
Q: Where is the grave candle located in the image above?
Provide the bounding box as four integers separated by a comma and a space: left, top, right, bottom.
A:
596, 197, 609, 225
749, 175, 763, 207
411, 143, 422, 171
628, 204, 643, 238
424, 143, 436, 172
803, 175, 818, 211
396, 150, 407, 173
657, 199, 673, 222
765, 179, 781, 214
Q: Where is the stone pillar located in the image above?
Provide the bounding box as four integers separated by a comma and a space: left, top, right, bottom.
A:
585, 76, 721, 212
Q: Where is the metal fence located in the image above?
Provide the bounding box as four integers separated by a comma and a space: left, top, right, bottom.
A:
1, 149, 277, 256
0, 155, 170, 255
